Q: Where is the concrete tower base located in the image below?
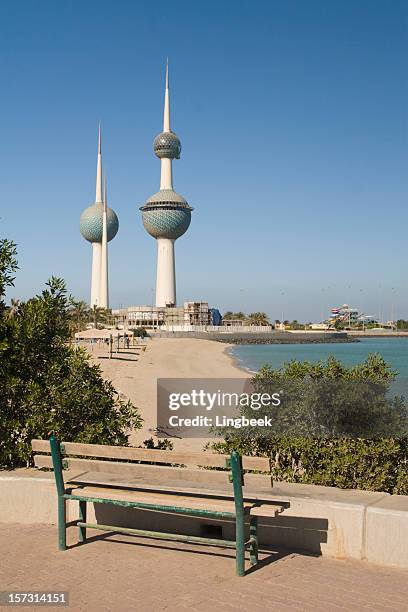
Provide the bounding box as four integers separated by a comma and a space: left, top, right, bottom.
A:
156, 238, 176, 307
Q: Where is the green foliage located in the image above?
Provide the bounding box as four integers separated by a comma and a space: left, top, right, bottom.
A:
133, 327, 149, 338
212, 436, 408, 494
223, 311, 270, 325
247, 312, 270, 326
286, 319, 305, 330
0, 241, 142, 469
397, 319, 408, 330
0, 239, 18, 300
143, 437, 173, 450
212, 356, 408, 494
223, 311, 247, 320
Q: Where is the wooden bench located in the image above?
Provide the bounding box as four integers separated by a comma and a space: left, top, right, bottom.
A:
32, 437, 285, 576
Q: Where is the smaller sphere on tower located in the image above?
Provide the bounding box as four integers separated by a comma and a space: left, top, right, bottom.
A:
153, 131, 181, 159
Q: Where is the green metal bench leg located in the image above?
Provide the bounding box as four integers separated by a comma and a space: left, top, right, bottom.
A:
57, 495, 66, 551
78, 500, 87, 543
231, 451, 245, 577
235, 516, 245, 577
249, 516, 258, 566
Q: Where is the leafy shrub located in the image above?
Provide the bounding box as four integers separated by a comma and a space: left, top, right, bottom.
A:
0, 240, 142, 469
133, 327, 149, 338
212, 356, 408, 494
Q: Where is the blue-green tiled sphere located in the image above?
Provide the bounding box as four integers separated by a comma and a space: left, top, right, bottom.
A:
140, 189, 192, 240
80, 203, 119, 243
153, 131, 181, 159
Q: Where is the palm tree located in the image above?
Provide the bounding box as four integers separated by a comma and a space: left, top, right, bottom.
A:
247, 312, 270, 326
69, 300, 90, 332
223, 311, 247, 321
91, 305, 111, 329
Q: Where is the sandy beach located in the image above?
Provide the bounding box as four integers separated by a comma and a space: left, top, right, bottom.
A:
90, 337, 249, 451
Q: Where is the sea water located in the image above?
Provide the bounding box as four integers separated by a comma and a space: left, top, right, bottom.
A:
230, 338, 408, 386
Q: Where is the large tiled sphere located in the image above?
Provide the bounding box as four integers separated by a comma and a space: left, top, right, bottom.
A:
80, 203, 119, 243
153, 131, 181, 159
140, 189, 192, 239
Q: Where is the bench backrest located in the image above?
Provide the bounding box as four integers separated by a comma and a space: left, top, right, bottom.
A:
31, 438, 272, 493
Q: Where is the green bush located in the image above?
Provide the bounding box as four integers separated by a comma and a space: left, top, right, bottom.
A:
212, 436, 408, 494
133, 327, 149, 338
212, 356, 408, 494
0, 240, 142, 469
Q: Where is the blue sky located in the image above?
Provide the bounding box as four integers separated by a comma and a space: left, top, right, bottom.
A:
1, 0, 407, 321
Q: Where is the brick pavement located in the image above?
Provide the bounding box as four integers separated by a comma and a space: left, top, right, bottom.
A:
1, 524, 407, 612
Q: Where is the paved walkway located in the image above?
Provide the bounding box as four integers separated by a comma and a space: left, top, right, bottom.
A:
1, 524, 408, 611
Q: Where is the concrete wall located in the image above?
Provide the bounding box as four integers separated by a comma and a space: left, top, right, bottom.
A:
1, 470, 407, 569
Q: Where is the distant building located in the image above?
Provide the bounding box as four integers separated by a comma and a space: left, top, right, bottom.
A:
112, 301, 213, 330
223, 319, 246, 327
184, 301, 210, 325
310, 323, 330, 330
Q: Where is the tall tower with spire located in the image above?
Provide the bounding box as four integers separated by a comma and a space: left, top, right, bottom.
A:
80, 126, 119, 308
140, 61, 193, 307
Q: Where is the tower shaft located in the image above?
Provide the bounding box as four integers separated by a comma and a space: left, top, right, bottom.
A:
96, 124, 103, 203
90, 242, 102, 307
160, 158, 173, 189
156, 238, 176, 307
99, 177, 109, 308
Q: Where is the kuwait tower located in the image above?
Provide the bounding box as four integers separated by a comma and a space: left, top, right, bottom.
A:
140, 62, 193, 307
80, 126, 119, 308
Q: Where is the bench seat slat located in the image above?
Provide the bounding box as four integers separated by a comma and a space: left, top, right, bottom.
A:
66, 485, 284, 518
67, 485, 243, 514
33, 455, 233, 487
31, 439, 270, 472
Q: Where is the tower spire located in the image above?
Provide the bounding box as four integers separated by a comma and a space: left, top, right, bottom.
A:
95, 122, 103, 203
163, 59, 170, 133
104, 173, 107, 212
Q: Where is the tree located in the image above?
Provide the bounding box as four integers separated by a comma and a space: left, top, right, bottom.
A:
0, 239, 18, 300
0, 241, 142, 469
69, 299, 90, 333
91, 305, 110, 328
247, 312, 270, 326
217, 355, 407, 440
213, 356, 408, 493
223, 311, 247, 321
288, 319, 305, 330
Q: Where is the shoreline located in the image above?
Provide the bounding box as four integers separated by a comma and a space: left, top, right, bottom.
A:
223, 344, 257, 375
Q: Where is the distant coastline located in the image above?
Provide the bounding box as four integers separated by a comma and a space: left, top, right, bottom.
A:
214, 333, 358, 345
152, 330, 358, 345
